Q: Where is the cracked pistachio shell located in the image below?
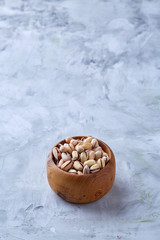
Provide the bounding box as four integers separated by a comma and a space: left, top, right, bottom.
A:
70, 139, 78, 146
61, 160, 73, 171
91, 138, 99, 148
75, 144, 84, 153
62, 152, 71, 161
73, 161, 83, 171
83, 165, 90, 174
64, 143, 72, 154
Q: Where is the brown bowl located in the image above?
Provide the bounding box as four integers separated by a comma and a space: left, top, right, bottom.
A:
47, 136, 116, 203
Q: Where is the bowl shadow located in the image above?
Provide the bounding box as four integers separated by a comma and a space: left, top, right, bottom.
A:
68, 177, 130, 217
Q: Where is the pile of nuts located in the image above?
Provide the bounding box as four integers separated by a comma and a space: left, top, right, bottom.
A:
52, 136, 110, 175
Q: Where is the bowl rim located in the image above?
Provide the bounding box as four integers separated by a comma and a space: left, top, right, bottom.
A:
47, 136, 115, 178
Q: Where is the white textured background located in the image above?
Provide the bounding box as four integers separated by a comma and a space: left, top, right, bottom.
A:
0, 0, 160, 239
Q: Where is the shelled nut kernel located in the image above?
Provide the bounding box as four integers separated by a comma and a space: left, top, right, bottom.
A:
54, 136, 110, 174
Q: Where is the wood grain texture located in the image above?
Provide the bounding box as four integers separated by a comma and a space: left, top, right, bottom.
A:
47, 136, 116, 203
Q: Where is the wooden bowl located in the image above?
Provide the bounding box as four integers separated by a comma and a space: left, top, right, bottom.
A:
47, 136, 116, 203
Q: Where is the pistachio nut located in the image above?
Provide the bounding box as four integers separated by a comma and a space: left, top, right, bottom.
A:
73, 160, 83, 171
91, 138, 99, 148
83, 165, 90, 174
61, 160, 73, 171
97, 158, 102, 169
102, 158, 106, 168
90, 163, 100, 173
69, 143, 75, 151
84, 136, 93, 143
84, 159, 96, 167
53, 147, 58, 161
64, 143, 72, 154
70, 139, 78, 146
103, 152, 110, 160
65, 137, 72, 143
93, 146, 103, 152
83, 142, 92, 150
88, 151, 95, 160
77, 171, 83, 175
62, 152, 71, 161
60, 145, 67, 153
75, 144, 84, 153
80, 152, 87, 163
95, 150, 102, 160
90, 168, 100, 173
68, 169, 77, 174
53, 147, 61, 161
72, 151, 79, 161
58, 159, 64, 168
